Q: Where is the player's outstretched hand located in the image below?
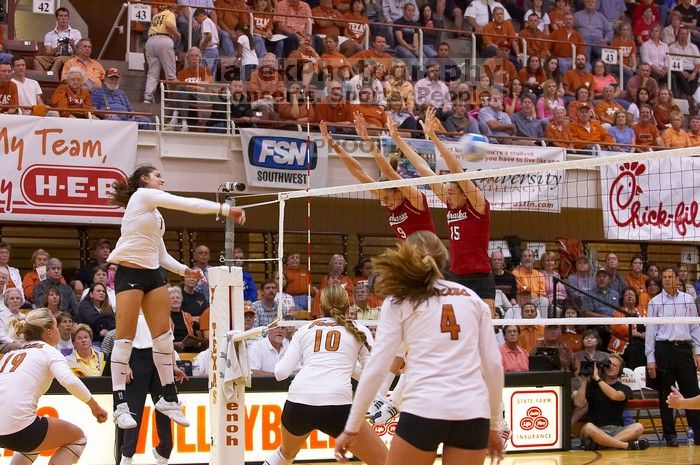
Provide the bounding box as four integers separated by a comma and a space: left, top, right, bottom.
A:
229, 207, 246, 225
487, 429, 505, 464
334, 431, 357, 463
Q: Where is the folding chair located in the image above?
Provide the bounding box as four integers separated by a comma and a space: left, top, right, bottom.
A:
623, 367, 662, 443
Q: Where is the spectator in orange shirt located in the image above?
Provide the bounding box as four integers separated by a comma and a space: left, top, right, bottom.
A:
247, 52, 286, 101
518, 302, 545, 354
313, 0, 359, 56
594, 85, 624, 127
311, 79, 353, 129
549, 13, 585, 72
0, 62, 18, 114
61, 38, 106, 91
545, 106, 574, 148
632, 103, 663, 150
653, 87, 681, 130
216, 0, 249, 57
518, 55, 546, 96
252, 0, 283, 58
343, 0, 369, 50
513, 249, 549, 319
483, 41, 518, 87
350, 35, 393, 71
568, 103, 614, 150
567, 86, 594, 121
320, 35, 351, 81
51, 67, 93, 118
562, 53, 594, 100
287, 33, 321, 85
688, 114, 700, 146
481, 6, 519, 58
353, 89, 385, 131
519, 13, 549, 59
662, 111, 692, 148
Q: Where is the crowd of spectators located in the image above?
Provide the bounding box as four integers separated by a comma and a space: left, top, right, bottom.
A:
1, 0, 698, 149
1, 238, 698, 377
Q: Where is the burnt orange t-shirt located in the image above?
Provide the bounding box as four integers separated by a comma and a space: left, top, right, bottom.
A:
0, 80, 19, 112
312, 6, 343, 37
343, 12, 368, 42
610, 37, 636, 68
177, 66, 212, 83
633, 121, 660, 149
253, 12, 273, 35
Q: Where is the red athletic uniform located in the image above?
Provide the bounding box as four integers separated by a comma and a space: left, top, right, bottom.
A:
447, 199, 491, 275
387, 192, 436, 240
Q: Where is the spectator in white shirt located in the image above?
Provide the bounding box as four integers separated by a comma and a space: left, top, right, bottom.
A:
248, 327, 289, 376
640, 24, 669, 80
11, 57, 45, 115
194, 8, 220, 76
413, 62, 451, 117
35, 7, 82, 72
464, 0, 512, 31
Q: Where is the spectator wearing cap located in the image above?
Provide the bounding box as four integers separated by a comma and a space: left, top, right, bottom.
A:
61, 38, 106, 90
91, 68, 152, 129
480, 6, 518, 58
75, 239, 111, 287
568, 103, 614, 150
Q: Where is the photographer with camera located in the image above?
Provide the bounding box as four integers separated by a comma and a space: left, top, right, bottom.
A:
36, 8, 82, 73
574, 353, 649, 451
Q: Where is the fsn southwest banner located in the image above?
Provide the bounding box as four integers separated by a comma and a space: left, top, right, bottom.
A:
239, 128, 329, 189
380, 137, 566, 213
601, 158, 700, 241
0, 115, 138, 224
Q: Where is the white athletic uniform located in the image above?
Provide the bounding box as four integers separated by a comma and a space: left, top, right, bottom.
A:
345, 279, 504, 433
107, 188, 229, 275
0, 341, 92, 435
275, 317, 373, 405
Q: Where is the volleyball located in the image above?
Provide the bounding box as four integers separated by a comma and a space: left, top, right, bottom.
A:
459, 133, 490, 161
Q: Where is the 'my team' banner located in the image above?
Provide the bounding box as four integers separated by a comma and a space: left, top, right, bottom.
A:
381, 137, 566, 212
240, 128, 329, 189
601, 158, 700, 241
0, 115, 137, 224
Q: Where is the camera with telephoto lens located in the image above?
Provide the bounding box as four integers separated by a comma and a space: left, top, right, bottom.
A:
57, 37, 71, 56
579, 359, 611, 377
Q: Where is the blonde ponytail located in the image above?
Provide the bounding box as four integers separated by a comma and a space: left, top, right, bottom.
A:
320, 285, 369, 349
8, 308, 54, 342
372, 230, 447, 304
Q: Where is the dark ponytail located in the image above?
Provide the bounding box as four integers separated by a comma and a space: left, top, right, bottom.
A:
110, 164, 157, 207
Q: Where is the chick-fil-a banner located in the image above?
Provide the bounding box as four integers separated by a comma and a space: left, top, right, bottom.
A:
601, 158, 700, 241
0, 115, 137, 224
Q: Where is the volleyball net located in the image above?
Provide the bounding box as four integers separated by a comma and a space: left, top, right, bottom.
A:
272, 138, 699, 322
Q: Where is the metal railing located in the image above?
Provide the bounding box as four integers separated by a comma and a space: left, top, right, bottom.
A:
159, 80, 232, 133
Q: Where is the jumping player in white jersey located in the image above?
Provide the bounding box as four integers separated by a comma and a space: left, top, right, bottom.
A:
335, 231, 505, 465
263, 285, 388, 465
0, 308, 108, 465
107, 165, 245, 429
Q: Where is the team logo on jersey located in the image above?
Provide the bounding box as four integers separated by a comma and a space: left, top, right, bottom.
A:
247, 136, 318, 171
446, 210, 469, 223
388, 212, 408, 225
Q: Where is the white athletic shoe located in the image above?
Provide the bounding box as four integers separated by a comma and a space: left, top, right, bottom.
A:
153, 447, 168, 465
155, 397, 191, 427
366, 395, 386, 420
263, 449, 293, 465
113, 402, 137, 429
119, 456, 133, 465
371, 399, 399, 425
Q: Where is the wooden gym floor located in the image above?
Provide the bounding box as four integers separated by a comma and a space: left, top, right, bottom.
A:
310, 447, 700, 464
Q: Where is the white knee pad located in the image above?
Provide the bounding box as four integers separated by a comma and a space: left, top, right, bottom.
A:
152, 331, 174, 354
111, 339, 134, 364
9, 451, 38, 465
52, 437, 87, 464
